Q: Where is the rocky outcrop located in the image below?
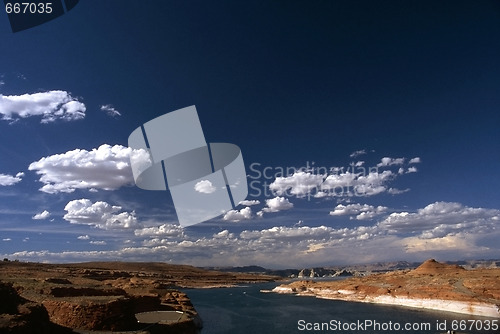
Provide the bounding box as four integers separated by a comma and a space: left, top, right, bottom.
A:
38, 287, 200, 331
271, 259, 500, 318
413, 258, 465, 274
0, 282, 71, 334
0, 261, 276, 333
43, 297, 137, 331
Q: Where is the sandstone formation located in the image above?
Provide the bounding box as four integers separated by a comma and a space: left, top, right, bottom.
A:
0, 282, 71, 333
272, 259, 500, 317
0, 261, 277, 333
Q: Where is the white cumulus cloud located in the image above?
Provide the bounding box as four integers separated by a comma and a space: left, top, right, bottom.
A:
0, 172, 24, 186
406, 166, 418, 173
28, 144, 136, 194
134, 224, 184, 238
262, 196, 293, 213
269, 171, 325, 197
194, 180, 216, 194
377, 201, 500, 239
0, 90, 85, 123
32, 210, 51, 220
330, 203, 388, 220
377, 157, 405, 167
270, 168, 399, 199
321, 170, 394, 197
223, 207, 252, 222
63, 199, 138, 229
409, 157, 421, 164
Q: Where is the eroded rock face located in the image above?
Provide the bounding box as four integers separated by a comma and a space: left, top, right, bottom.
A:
42, 297, 137, 331
41, 289, 195, 331
0, 282, 71, 334
0, 282, 23, 314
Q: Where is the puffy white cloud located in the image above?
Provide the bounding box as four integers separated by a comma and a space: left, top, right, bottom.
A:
77, 235, 90, 240
223, 207, 252, 222
194, 180, 216, 194
269, 171, 325, 197
321, 170, 394, 197
240, 225, 335, 240
0, 90, 85, 123
63, 199, 138, 229
134, 224, 184, 238
409, 157, 421, 164
238, 199, 260, 206
406, 166, 418, 173
266, 154, 420, 201
377, 157, 405, 167
100, 104, 121, 117
377, 202, 500, 239
330, 203, 387, 220
214, 230, 234, 239
0, 172, 23, 186
268, 169, 397, 199
350, 170, 393, 196
32, 210, 50, 220
28, 144, 136, 193
262, 196, 293, 213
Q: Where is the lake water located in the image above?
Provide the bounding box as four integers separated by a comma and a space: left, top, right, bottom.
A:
184, 282, 497, 334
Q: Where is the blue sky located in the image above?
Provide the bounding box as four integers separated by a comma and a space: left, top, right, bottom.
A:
0, 1, 499, 268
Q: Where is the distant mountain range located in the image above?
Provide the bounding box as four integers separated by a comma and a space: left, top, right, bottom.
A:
206, 259, 500, 278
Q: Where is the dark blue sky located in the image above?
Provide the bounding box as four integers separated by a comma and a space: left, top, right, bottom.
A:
0, 1, 499, 267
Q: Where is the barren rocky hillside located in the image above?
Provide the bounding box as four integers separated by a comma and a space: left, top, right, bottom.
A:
0, 261, 278, 333
272, 259, 500, 317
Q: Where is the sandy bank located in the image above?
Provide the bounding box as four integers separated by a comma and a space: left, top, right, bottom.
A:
272, 286, 499, 317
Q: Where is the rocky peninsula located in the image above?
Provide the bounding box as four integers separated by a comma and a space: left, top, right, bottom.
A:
0, 260, 278, 333
272, 259, 500, 317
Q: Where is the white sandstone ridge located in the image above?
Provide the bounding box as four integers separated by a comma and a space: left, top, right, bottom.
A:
271, 259, 500, 318
272, 286, 499, 317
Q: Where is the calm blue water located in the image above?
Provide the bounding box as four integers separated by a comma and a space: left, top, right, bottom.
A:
184, 282, 497, 334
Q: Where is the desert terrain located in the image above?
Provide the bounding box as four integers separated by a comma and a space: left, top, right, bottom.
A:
0, 260, 278, 333
272, 259, 500, 317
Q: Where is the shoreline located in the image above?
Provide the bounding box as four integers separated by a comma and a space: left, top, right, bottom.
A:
271, 286, 500, 318
270, 259, 500, 318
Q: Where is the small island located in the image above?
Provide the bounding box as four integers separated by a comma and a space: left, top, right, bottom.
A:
272, 259, 500, 318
